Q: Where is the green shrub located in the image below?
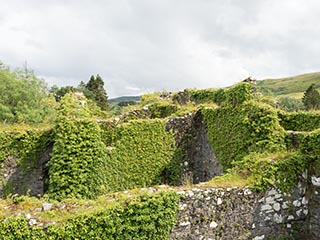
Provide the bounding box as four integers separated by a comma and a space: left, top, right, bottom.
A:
148, 102, 178, 118
0, 130, 53, 168
278, 110, 320, 131
277, 97, 304, 112
190, 88, 220, 104
141, 92, 162, 105
225, 82, 255, 107
189, 82, 254, 106
301, 129, 320, 175
235, 152, 306, 191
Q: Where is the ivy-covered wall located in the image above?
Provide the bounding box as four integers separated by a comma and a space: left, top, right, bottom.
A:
0, 129, 53, 196
278, 111, 320, 131
202, 101, 286, 169
0, 191, 179, 240
101, 119, 178, 192
47, 118, 107, 200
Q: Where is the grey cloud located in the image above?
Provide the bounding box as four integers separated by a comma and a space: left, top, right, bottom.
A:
1, 0, 320, 97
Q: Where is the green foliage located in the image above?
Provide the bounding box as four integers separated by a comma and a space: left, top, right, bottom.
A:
49, 85, 76, 102
188, 88, 227, 105
190, 88, 219, 104
0, 217, 45, 239
213, 88, 228, 105
0, 129, 54, 196
84, 74, 108, 111
0, 130, 53, 172
55, 93, 91, 119
141, 92, 162, 105
225, 82, 255, 107
0, 64, 56, 124
278, 111, 320, 131
0, 191, 179, 239
235, 152, 306, 192
188, 82, 253, 107
277, 96, 305, 112
302, 84, 320, 110
301, 129, 320, 174
47, 93, 108, 200
148, 102, 178, 118
101, 120, 178, 192
202, 101, 286, 169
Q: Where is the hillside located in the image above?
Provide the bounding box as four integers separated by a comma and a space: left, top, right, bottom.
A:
108, 96, 141, 104
257, 72, 320, 97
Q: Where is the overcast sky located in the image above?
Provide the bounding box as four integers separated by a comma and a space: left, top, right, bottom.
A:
1, 0, 320, 98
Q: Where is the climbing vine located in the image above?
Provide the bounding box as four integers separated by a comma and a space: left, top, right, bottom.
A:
202, 101, 286, 169
102, 119, 178, 192
0, 191, 179, 239
47, 93, 107, 200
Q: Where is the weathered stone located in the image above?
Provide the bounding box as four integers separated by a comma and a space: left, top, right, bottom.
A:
282, 201, 289, 209
288, 215, 294, 220
209, 221, 218, 228
253, 235, 265, 240
28, 219, 37, 226
293, 200, 301, 207
273, 213, 283, 224
42, 203, 53, 211
265, 196, 275, 205
273, 202, 281, 212
261, 204, 272, 211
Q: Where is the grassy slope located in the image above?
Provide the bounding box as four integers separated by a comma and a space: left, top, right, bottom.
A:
257, 72, 320, 97
108, 96, 141, 104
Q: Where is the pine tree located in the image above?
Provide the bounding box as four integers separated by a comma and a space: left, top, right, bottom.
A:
85, 74, 108, 110
302, 84, 320, 110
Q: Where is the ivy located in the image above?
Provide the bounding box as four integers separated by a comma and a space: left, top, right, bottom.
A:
234, 152, 306, 192
0, 129, 54, 196
0, 191, 179, 239
102, 119, 178, 192
47, 93, 108, 200
202, 101, 286, 169
225, 82, 254, 107
278, 110, 320, 131
148, 102, 178, 118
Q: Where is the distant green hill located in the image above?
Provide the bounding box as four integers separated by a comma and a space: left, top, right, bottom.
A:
108, 96, 141, 104
257, 72, 320, 98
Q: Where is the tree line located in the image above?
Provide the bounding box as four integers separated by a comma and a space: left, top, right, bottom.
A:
0, 62, 108, 124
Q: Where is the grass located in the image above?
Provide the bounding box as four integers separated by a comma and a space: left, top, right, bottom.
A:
201, 173, 255, 188
0, 173, 253, 224
257, 72, 320, 97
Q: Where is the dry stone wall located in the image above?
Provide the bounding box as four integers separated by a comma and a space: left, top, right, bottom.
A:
170, 184, 309, 240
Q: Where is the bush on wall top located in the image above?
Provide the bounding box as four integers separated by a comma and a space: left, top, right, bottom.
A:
278, 110, 320, 131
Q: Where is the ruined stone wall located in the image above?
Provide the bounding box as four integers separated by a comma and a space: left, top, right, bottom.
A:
166, 111, 223, 184
170, 185, 309, 240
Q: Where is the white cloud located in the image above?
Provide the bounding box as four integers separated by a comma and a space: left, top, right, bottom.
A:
1, 0, 320, 97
